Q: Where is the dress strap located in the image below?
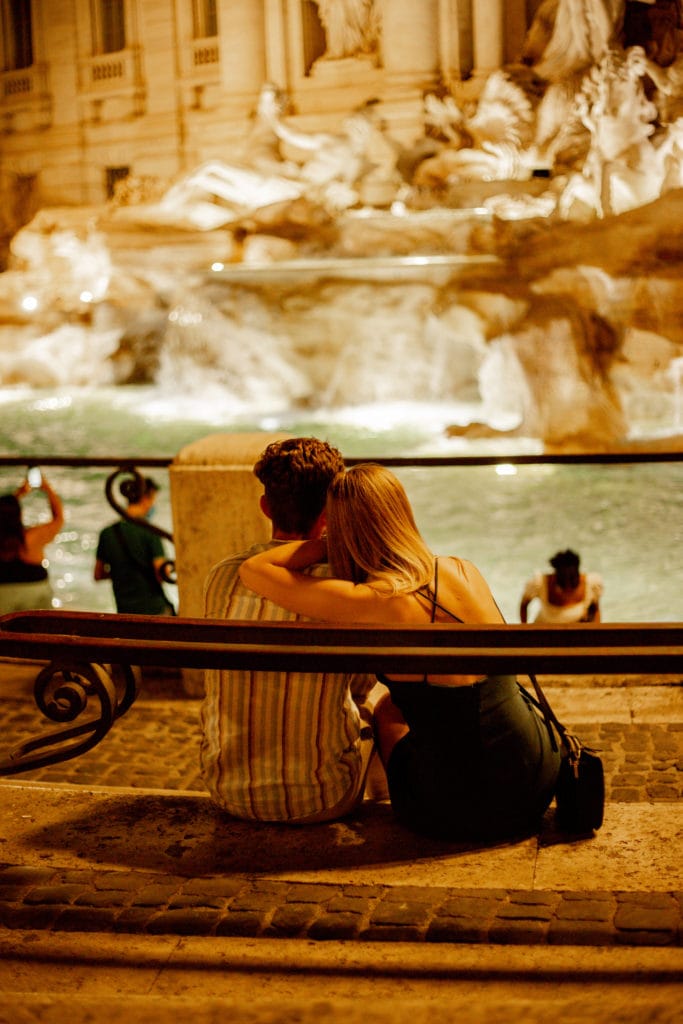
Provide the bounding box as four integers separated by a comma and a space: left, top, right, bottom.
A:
431, 557, 439, 622
416, 558, 465, 625
430, 557, 465, 624
413, 558, 465, 684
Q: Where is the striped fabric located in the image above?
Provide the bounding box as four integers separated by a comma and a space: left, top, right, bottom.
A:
200, 542, 374, 821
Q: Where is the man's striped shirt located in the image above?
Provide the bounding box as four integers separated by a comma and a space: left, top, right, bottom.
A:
200, 542, 374, 821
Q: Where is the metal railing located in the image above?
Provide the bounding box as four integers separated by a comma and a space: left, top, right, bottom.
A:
2, 450, 681, 594
2, 452, 683, 471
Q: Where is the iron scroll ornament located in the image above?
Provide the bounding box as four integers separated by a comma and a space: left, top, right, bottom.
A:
104, 464, 176, 584
0, 660, 140, 776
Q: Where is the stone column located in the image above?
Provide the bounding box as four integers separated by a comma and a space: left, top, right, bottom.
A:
439, 0, 474, 84
169, 431, 291, 696
380, 0, 440, 87
169, 432, 291, 619
379, 0, 440, 140
263, 0, 289, 88
504, 0, 531, 64
217, 0, 267, 102
472, 0, 504, 78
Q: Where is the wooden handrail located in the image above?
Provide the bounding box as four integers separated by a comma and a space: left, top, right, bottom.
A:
2, 610, 683, 672
1, 610, 681, 776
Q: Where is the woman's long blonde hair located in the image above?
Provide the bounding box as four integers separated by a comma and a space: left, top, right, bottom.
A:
325, 464, 434, 594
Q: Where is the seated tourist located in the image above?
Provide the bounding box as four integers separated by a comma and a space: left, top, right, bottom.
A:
240, 463, 561, 841
201, 437, 380, 824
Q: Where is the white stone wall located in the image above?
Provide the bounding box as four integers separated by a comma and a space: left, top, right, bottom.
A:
0, 0, 529, 213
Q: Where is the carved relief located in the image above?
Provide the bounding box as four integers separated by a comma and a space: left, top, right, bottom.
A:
313, 0, 381, 59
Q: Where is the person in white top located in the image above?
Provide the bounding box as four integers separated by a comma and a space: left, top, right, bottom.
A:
519, 549, 603, 624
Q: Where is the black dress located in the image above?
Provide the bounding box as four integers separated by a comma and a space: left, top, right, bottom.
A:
379, 562, 560, 841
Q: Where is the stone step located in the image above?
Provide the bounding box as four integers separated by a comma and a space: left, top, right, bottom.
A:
0, 862, 680, 947
0, 662, 680, 956
0, 782, 680, 947
1, 934, 682, 1024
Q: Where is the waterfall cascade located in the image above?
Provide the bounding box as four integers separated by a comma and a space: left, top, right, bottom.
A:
2, 30, 683, 450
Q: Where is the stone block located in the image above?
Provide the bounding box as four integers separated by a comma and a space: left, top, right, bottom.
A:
308, 912, 363, 940
170, 431, 290, 620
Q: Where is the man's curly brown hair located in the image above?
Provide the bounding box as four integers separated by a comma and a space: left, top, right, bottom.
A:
254, 437, 344, 535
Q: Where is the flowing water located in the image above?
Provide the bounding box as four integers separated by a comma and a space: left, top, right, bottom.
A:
1, 385, 681, 623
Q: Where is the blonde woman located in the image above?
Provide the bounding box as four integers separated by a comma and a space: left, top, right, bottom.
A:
240, 464, 560, 841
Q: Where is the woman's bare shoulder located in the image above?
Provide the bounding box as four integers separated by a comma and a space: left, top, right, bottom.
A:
442, 555, 484, 581
438, 556, 502, 622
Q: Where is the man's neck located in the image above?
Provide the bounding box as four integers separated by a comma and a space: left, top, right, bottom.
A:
271, 530, 309, 541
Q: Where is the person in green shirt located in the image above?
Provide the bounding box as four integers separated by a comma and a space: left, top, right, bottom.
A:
94, 476, 174, 615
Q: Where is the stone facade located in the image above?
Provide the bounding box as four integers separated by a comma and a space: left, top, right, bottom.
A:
0, 0, 532, 219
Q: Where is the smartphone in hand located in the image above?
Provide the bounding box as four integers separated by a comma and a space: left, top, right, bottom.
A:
27, 466, 43, 488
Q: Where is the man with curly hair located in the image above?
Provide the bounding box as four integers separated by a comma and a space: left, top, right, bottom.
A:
200, 437, 378, 823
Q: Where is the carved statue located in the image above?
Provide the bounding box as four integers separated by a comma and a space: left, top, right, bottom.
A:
113, 82, 405, 229
415, 72, 536, 187
558, 47, 668, 217
622, 0, 682, 66
313, 0, 380, 59
253, 83, 400, 205
524, 0, 681, 79
110, 15, 683, 234
522, 0, 625, 80
161, 162, 306, 223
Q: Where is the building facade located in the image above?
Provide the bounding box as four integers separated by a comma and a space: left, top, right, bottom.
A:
0, 0, 535, 224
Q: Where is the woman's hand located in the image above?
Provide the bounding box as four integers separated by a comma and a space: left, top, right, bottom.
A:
279, 538, 327, 569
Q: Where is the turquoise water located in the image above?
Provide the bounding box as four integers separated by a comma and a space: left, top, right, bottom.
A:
1, 386, 681, 622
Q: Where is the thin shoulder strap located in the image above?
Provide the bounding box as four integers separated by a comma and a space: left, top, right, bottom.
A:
414, 562, 436, 619
485, 590, 562, 753
430, 558, 438, 622
414, 559, 467, 684
495, 593, 568, 754
429, 557, 464, 624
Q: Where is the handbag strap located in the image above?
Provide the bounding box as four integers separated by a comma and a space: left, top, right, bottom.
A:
488, 594, 578, 762
427, 588, 582, 763
527, 671, 581, 764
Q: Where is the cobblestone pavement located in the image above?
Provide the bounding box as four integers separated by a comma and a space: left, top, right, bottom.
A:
0, 864, 681, 947
1, 691, 680, 801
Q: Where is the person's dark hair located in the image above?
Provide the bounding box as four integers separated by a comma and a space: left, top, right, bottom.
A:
0, 494, 25, 561
254, 438, 344, 535
550, 549, 580, 588
120, 476, 160, 504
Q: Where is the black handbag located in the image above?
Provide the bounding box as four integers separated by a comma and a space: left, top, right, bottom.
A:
528, 673, 605, 834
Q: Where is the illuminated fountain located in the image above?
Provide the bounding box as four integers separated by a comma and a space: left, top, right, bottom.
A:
1, 10, 683, 450
1, 7, 683, 621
